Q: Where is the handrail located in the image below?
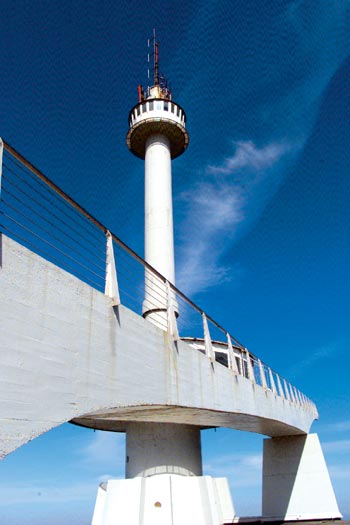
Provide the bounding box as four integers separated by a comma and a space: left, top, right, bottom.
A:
0, 138, 318, 418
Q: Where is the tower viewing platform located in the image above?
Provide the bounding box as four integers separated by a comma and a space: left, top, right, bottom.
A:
127, 95, 189, 160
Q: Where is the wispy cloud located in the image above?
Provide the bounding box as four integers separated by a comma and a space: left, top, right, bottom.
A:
204, 452, 262, 488
0, 479, 97, 506
77, 430, 125, 471
175, 0, 350, 300
328, 464, 350, 481
177, 139, 297, 296
320, 420, 350, 433
323, 440, 350, 454
207, 140, 293, 175
288, 340, 344, 379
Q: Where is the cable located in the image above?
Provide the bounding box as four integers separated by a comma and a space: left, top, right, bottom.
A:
2, 188, 106, 271
3, 163, 103, 247
3, 214, 104, 281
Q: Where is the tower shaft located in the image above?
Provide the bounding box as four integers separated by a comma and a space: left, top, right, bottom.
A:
143, 134, 175, 326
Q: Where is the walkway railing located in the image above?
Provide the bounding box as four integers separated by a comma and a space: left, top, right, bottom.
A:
0, 139, 317, 418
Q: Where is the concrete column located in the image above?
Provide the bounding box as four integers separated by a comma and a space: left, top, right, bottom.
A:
126, 422, 202, 478
262, 433, 341, 520
143, 134, 175, 329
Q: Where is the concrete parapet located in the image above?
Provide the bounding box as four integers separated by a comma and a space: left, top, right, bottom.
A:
1, 235, 316, 457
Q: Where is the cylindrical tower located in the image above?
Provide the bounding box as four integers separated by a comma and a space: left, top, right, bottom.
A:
90, 35, 235, 525
126, 43, 189, 329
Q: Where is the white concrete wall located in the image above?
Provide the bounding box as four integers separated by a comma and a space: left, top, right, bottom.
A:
262, 434, 341, 520
0, 235, 316, 458
92, 475, 234, 525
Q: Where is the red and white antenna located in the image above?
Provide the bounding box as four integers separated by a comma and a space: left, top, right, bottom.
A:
146, 29, 172, 100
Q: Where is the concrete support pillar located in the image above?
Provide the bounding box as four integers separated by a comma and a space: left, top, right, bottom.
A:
93, 423, 235, 524
143, 134, 175, 329
262, 433, 341, 520
126, 422, 202, 478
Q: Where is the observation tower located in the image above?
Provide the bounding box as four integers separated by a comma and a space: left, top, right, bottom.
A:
92, 34, 236, 524
126, 33, 188, 329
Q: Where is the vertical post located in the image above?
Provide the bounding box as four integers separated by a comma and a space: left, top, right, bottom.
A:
268, 369, 277, 394
105, 231, 120, 306
276, 374, 285, 399
166, 281, 179, 341
289, 384, 297, 403
258, 359, 268, 389
202, 313, 215, 362
245, 349, 255, 382
283, 379, 291, 401
226, 334, 238, 374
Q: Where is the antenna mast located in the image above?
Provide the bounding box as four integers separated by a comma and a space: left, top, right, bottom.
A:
153, 29, 159, 86
146, 29, 172, 100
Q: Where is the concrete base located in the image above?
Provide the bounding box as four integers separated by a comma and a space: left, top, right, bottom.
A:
92, 474, 235, 525
262, 433, 341, 521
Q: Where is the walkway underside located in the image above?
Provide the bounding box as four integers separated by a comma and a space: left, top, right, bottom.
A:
73, 405, 308, 437
1, 236, 316, 457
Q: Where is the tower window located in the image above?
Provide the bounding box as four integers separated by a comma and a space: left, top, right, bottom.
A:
149, 101, 154, 111
164, 102, 168, 111
137, 106, 140, 116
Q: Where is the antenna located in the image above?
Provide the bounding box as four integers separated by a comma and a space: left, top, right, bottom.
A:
145, 29, 172, 100
153, 29, 159, 86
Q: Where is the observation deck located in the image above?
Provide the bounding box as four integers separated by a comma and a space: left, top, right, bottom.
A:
126, 97, 189, 159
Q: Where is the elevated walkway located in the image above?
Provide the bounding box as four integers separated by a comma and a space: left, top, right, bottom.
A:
1, 234, 315, 457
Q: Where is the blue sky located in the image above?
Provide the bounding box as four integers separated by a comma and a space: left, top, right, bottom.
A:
1, 0, 350, 522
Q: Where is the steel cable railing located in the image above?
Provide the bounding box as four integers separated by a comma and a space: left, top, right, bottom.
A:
0, 139, 318, 418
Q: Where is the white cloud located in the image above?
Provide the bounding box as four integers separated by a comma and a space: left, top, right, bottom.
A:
323, 440, 350, 454
78, 430, 125, 470
328, 464, 350, 481
204, 452, 262, 488
328, 420, 350, 433
176, 139, 297, 296
207, 140, 293, 175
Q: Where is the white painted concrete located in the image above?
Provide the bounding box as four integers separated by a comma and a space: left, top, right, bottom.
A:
126, 422, 202, 478
262, 433, 342, 520
92, 475, 235, 525
143, 134, 175, 327
129, 100, 185, 128
0, 235, 316, 458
